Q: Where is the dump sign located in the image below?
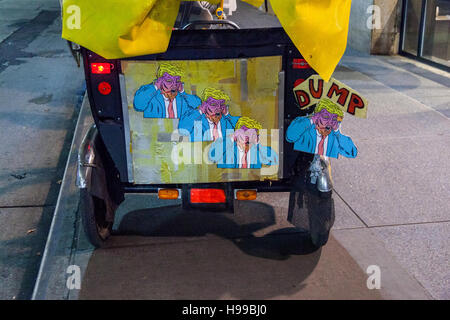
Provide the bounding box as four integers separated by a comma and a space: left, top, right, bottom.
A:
293, 75, 368, 118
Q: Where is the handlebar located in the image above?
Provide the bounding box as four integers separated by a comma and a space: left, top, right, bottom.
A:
182, 20, 240, 30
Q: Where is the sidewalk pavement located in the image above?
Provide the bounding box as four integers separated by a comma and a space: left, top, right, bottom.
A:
331, 48, 449, 299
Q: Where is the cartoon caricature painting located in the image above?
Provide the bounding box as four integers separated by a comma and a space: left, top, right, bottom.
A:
122, 56, 282, 184
133, 63, 201, 119
286, 99, 357, 159
209, 117, 279, 169
178, 88, 241, 142
286, 74, 368, 159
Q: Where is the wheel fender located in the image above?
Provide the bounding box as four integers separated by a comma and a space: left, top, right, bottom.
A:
76, 124, 98, 189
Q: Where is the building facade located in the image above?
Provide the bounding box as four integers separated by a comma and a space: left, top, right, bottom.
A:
348, 0, 449, 70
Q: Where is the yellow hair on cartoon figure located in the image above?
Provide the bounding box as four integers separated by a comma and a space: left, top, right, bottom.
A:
314, 98, 344, 119
235, 117, 263, 134
157, 63, 183, 78
200, 87, 230, 103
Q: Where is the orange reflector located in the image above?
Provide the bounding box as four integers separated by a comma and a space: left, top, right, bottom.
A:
158, 189, 179, 200
190, 189, 226, 203
236, 190, 257, 201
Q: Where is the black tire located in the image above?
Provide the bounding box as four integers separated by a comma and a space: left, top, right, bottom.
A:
80, 188, 112, 248
306, 190, 335, 247
288, 188, 335, 248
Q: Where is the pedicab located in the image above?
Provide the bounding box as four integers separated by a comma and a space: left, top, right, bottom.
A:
67, 0, 367, 247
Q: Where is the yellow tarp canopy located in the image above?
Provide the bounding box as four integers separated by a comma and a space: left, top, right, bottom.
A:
62, 0, 352, 81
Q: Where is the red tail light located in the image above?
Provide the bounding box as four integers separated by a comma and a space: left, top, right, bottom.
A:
98, 82, 112, 95
293, 58, 310, 69
190, 189, 226, 203
91, 63, 111, 74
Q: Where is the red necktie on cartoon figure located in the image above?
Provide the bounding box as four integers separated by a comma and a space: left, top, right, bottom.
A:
241, 149, 248, 169
167, 99, 175, 118
213, 123, 219, 141
318, 136, 326, 156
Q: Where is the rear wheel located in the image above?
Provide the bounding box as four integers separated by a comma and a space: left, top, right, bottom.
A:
80, 188, 112, 248
288, 187, 335, 248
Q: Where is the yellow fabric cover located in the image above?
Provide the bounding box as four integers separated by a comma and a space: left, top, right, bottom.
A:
269, 0, 352, 81
63, 0, 183, 59
62, 0, 351, 81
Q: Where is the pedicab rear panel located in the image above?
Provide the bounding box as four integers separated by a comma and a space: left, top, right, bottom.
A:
73, 0, 365, 248
82, 28, 316, 187
79, 26, 348, 248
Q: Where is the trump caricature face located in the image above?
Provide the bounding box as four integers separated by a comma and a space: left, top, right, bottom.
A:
311, 108, 340, 137
200, 97, 227, 124
233, 126, 259, 152
155, 72, 183, 101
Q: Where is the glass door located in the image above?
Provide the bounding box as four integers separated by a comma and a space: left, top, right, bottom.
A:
422, 0, 450, 66
403, 0, 424, 55
401, 0, 450, 69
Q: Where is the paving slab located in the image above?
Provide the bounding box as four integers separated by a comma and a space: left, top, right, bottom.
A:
339, 54, 450, 119
333, 228, 432, 300
377, 55, 450, 88
331, 193, 366, 230
415, 95, 450, 118
333, 66, 448, 121
333, 135, 450, 226
331, 59, 450, 227
370, 222, 450, 300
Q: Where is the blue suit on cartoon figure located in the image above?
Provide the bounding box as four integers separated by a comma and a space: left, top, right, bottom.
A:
133, 83, 157, 112
178, 109, 241, 142
143, 90, 201, 118
286, 116, 357, 158
209, 138, 279, 169
133, 63, 201, 118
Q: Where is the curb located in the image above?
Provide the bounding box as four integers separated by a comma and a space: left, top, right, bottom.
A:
31, 94, 93, 300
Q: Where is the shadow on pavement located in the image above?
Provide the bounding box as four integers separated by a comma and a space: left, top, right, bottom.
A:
78, 200, 383, 300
